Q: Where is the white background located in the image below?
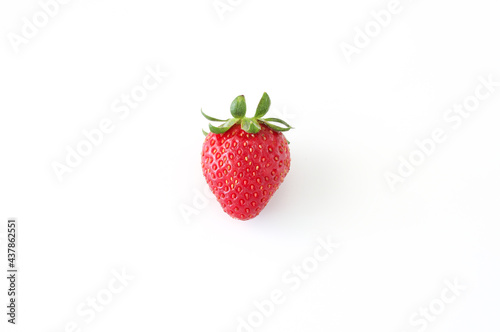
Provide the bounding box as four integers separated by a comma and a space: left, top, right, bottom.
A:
1, 0, 499, 331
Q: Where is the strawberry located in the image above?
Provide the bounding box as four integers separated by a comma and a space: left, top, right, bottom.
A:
201, 93, 293, 221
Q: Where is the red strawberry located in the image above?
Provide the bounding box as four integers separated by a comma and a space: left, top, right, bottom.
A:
201, 93, 293, 221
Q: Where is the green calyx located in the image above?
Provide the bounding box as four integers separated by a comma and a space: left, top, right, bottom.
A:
201, 92, 293, 137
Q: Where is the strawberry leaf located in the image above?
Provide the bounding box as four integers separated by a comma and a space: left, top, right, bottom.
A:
249, 119, 261, 133
209, 118, 239, 134
241, 118, 251, 132
223, 117, 239, 128
262, 117, 293, 129
201, 93, 293, 138
242, 118, 261, 133
230, 95, 246, 118
209, 123, 231, 134
201, 109, 227, 122
260, 120, 291, 132
255, 92, 271, 118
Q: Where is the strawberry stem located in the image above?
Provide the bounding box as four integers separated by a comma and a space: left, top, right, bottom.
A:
201, 92, 294, 136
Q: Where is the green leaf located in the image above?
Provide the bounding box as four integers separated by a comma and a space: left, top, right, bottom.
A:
230, 95, 246, 118
208, 118, 239, 134
223, 117, 239, 128
248, 119, 261, 133
201, 93, 293, 140
201, 109, 227, 122
241, 118, 251, 132
255, 92, 271, 118
209, 123, 231, 134
202, 129, 208, 136
262, 117, 293, 128
260, 120, 291, 132
240, 118, 261, 134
